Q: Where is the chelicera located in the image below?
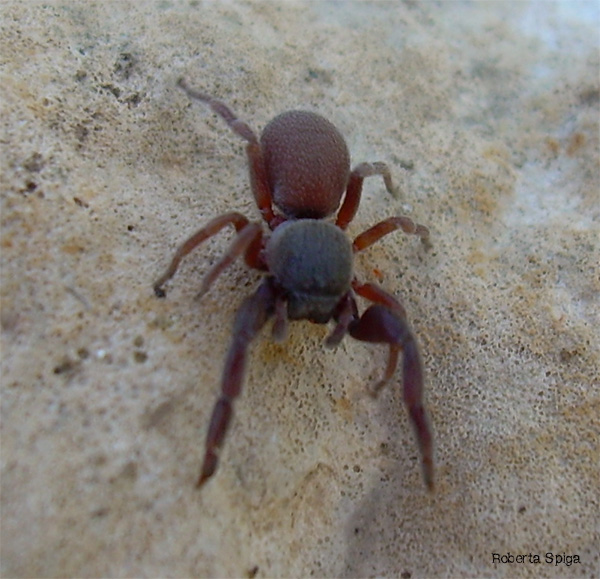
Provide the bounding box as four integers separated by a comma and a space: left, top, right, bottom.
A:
154, 79, 434, 491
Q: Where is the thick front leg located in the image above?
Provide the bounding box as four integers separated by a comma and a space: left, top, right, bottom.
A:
178, 79, 278, 228
350, 304, 434, 491
198, 278, 276, 487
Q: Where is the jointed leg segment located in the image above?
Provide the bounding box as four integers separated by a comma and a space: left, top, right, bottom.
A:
195, 223, 263, 300
198, 278, 276, 487
336, 161, 398, 230
352, 279, 407, 319
353, 216, 430, 252
349, 303, 434, 491
178, 78, 278, 228
178, 79, 258, 145
153, 212, 263, 298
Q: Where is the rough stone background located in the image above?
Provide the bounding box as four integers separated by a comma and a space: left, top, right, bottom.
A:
1, 1, 598, 577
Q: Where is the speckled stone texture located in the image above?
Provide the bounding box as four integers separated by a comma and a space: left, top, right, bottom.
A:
1, 1, 598, 577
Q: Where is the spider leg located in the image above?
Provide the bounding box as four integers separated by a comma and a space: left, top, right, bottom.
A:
154, 212, 252, 296
178, 78, 258, 145
352, 279, 407, 319
178, 79, 279, 228
349, 303, 434, 491
325, 292, 358, 347
353, 216, 430, 251
198, 278, 276, 487
153, 212, 265, 297
336, 162, 398, 230
194, 223, 263, 300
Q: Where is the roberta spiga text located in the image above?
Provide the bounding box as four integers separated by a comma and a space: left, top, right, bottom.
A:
492, 552, 580, 567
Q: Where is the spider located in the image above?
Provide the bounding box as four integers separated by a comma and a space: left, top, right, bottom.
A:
154, 79, 434, 491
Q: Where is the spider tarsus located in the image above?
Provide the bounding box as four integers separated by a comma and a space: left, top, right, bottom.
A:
423, 459, 435, 493
369, 379, 389, 398
197, 451, 218, 488
194, 288, 208, 301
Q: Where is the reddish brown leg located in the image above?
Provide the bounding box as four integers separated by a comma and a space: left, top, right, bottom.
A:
336, 162, 398, 230
349, 304, 434, 491
247, 141, 280, 228
353, 216, 430, 252
154, 212, 251, 296
194, 223, 263, 300
352, 279, 407, 319
178, 79, 278, 228
243, 226, 268, 271
198, 278, 276, 487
